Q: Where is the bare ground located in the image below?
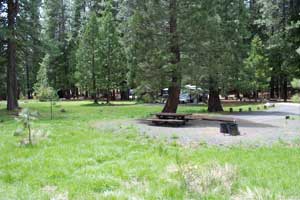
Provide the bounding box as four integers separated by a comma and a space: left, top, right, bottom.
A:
93, 103, 300, 146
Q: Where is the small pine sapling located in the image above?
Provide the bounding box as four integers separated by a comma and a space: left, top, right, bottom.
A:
34, 54, 59, 119
49, 91, 59, 120
14, 108, 38, 145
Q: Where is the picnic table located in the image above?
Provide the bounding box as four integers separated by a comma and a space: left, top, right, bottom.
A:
156, 113, 192, 120
148, 113, 192, 126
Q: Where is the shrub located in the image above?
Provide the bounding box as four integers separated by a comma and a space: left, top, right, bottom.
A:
141, 93, 155, 103
291, 79, 300, 103
291, 94, 300, 103
291, 79, 300, 89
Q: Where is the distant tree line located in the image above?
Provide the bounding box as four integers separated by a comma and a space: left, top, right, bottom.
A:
0, 0, 299, 112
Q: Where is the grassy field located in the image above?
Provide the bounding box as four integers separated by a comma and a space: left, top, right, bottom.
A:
0, 101, 300, 199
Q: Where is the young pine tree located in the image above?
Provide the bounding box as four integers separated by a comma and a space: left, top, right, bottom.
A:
34, 54, 58, 102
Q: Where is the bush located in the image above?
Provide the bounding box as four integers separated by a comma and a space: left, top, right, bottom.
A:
291, 79, 300, 89
291, 94, 300, 103
140, 93, 155, 103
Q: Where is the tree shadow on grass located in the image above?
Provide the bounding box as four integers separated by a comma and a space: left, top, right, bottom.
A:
0, 108, 18, 123
0, 107, 68, 124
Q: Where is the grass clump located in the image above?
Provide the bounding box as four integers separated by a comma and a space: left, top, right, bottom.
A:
180, 163, 238, 199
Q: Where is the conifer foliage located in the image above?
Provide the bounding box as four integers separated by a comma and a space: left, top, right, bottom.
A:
0, 0, 299, 112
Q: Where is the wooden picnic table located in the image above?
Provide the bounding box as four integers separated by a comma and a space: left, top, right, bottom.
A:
148, 113, 239, 128
147, 113, 192, 126
155, 113, 192, 121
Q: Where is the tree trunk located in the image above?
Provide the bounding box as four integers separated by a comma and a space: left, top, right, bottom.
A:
208, 88, 223, 112
92, 46, 98, 104
25, 59, 31, 99
85, 90, 88, 99
106, 88, 110, 104
7, 0, 19, 111
162, 0, 181, 113
163, 81, 181, 113
282, 76, 288, 102
254, 90, 259, 102
111, 90, 117, 101
120, 81, 130, 101
270, 75, 275, 99
121, 89, 130, 101
208, 76, 223, 112
275, 78, 280, 99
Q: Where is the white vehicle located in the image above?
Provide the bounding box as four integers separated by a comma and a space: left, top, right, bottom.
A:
180, 93, 190, 104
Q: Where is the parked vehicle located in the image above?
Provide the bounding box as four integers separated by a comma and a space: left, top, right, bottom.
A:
161, 85, 206, 104
180, 93, 191, 104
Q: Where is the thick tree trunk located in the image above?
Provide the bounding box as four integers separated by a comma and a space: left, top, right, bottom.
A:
120, 81, 130, 101
208, 88, 223, 112
162, 0, 181, 113
7, 0, 19, 111
163, 80, 180, 113
208, 76, 223, 112
121, 89, 130, 101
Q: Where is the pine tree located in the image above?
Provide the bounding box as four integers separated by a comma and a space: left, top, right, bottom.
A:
0, 1, 7, 100
243, 36, 269, 99
123, 0, 174, 103
180, 0, 228, 112
34, 55, 50, 91
217, 0, 250, 98
76, 13, 100, 103
18, 0, 43, 99
34, 54, 58, 101
97, 2, 126, 103
43, 0, 70, 97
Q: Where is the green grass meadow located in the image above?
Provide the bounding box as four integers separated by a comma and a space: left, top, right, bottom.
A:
0, 101, 300, 199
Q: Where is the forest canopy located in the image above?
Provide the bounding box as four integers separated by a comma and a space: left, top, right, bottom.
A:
0, 0, 299, 112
